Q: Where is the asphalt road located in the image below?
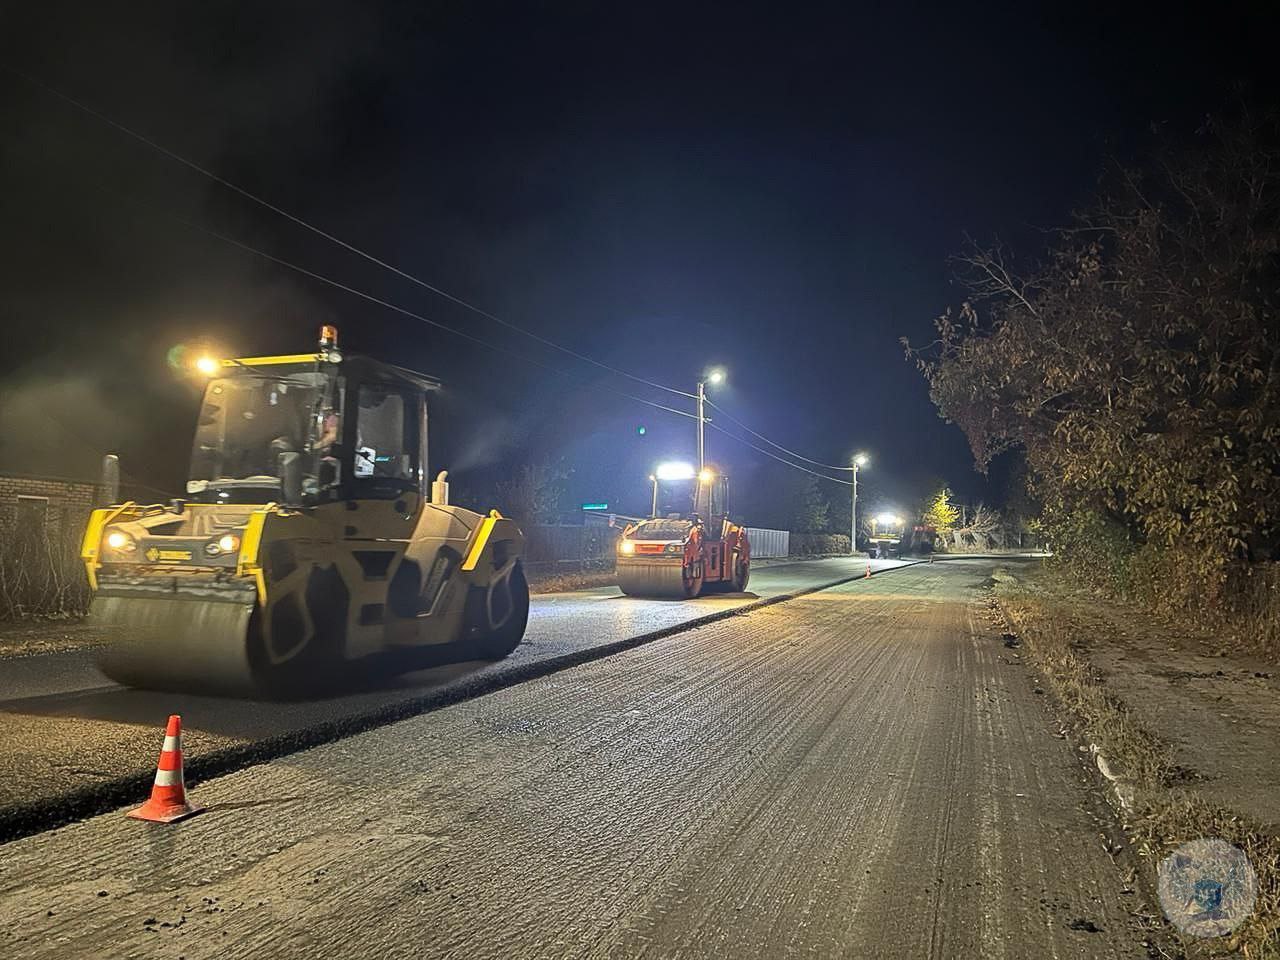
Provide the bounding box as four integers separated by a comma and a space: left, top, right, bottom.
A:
0, 558, 1151, 959
0, 557, 908, 833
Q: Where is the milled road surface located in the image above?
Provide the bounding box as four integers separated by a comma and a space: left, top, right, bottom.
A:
0, 557, 907, 832
0, 560, 1150, 958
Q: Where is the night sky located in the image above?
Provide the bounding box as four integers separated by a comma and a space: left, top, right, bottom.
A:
2, 2, 1276, 521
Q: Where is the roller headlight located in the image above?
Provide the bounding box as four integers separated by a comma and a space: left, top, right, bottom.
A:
205, 533, 241, 557
619, 540, 635, 555
104, 528, 136, 553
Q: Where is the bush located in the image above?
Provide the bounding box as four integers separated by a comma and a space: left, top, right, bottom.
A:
0, 503, 91, 620
789, 533, 851, 557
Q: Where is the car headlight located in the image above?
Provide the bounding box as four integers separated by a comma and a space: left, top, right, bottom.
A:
619, 540, 635, 555
104, 528, 136, 553
665, 542, 683, 554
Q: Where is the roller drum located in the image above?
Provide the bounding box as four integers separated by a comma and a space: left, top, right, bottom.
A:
93, 593, 259, 696
617, 560, 700, 599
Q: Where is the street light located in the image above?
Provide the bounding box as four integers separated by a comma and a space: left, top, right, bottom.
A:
851, 453, 869, 555
696, 368, 726, 472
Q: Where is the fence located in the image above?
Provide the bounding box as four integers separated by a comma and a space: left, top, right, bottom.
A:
0, 498, 93, 620
521, 523, 623, 579
744, 527, 789, 559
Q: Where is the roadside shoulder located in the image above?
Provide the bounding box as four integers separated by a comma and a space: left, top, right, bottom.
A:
0, 620, 110, 660
990, 564, 1279, 954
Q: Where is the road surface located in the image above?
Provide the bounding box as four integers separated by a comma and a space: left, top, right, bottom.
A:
0, 557, 908, 837
0, 559, 1153, 958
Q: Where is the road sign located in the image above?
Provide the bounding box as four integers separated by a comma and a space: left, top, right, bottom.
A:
582, 502, 609, 511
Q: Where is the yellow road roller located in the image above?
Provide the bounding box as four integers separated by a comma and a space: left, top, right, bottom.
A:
81, 326, 528, 696
615, 462, 750, 599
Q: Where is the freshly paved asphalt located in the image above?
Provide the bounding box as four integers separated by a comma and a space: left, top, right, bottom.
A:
0, 557, 909, 836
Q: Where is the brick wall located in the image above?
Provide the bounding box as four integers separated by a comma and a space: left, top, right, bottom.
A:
0, 474, 101, 619
0, 474, 99, 504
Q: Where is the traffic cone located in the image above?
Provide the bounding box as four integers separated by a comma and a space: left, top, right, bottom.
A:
127, 715, 203, 823
865, 560, 872, 579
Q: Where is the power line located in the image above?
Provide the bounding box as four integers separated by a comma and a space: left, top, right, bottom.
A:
706, 423, 853, 486
10, 66, 865, 467
5, 64, 697, 401
704, 398, 855, 471
178, 217, 700, 421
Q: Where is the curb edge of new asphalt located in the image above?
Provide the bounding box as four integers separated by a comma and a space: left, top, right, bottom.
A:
0, 554, 1027, 845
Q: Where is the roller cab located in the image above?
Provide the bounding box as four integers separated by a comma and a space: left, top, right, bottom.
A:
83, 328, 528, 697
615, 463, 750, 599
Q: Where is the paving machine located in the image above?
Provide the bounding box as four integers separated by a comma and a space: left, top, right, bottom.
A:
81, 326, 529, 696
615, 462, 750, 598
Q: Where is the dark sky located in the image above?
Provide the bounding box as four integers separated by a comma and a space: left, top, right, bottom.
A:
1, 1, 1276, 519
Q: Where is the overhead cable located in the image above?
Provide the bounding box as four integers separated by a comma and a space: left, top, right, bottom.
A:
178, 218, 700, 421
704, 398, 856, 471
5, 65, 697, 401
706, 423, 853, 486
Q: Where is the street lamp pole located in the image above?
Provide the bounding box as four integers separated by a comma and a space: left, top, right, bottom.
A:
850, 453, 868, 556
696, 369, 724, 475
850, 459, 858, 555
697, 379, 706, 474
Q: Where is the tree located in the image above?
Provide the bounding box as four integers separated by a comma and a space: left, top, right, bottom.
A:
906, 111, 1280, 597
789, 473, 830, 533
495, 459, 570, 524
921, 487, 961, 533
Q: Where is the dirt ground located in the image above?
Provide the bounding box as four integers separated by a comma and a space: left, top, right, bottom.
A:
993, 564, 1280, 955
0, 620, 111, 660
995, 564, 1280, 831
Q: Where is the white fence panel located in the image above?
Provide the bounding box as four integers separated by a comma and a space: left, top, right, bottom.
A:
745, 527, 789, 559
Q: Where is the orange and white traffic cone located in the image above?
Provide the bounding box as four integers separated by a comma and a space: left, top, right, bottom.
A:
127, 715, 203, 823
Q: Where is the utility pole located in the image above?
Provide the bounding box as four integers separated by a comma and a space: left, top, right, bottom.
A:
696, 369, 725, 475
850, 460, 857, 555
697, 379, 706, 474
851, 453, 868, 555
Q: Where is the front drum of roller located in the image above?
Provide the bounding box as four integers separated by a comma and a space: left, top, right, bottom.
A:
617, 560, 702, 599
93, 593, 258, 696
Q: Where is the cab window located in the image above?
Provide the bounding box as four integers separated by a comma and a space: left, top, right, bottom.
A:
354, 385, 416, 495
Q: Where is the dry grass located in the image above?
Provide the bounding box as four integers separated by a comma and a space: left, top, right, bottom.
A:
995, 571, 1280, 958
527, 569, 619, 594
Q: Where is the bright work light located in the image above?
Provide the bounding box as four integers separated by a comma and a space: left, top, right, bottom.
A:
655, 461, 696, 481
